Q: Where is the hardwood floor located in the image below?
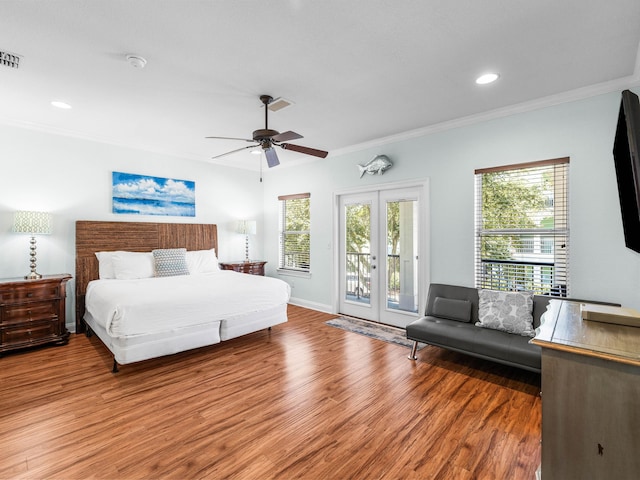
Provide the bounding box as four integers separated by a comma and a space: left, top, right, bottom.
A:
0, 305, 541, 479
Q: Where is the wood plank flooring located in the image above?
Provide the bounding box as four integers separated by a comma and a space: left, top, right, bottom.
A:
0, 305, 541, 479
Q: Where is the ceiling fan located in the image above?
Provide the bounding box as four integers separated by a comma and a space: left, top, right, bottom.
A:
206, 95, 329, 168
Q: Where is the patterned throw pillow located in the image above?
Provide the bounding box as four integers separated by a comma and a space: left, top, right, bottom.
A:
152, 248, 190, 277
476, 289, 535, 337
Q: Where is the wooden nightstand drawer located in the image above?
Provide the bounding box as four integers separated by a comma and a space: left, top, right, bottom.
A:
0, 274, 71, 355
245, 265, 263, 275
1, 320, 60, 345
0, 284, 60, 303
219, 261, 267, 276
1, 301, 58, 325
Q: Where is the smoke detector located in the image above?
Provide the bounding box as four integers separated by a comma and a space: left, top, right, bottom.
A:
126, 54, 147, 69
1, 50, 22, 69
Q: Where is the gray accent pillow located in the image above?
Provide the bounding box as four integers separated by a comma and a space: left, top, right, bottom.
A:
152, 248, 190, 277
432, 297, 472, 323
476, 289, 535, 337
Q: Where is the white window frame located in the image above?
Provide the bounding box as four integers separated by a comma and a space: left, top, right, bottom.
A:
474, 157, 570, 296
277, 193, 311, 276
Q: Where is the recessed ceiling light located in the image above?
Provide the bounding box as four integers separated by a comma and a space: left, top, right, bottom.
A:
251, 149, 262, 155
51, 100, 72, 109
476, 73, 499, 85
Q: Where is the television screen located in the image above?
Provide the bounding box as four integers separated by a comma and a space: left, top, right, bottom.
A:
613, 90, 640, 254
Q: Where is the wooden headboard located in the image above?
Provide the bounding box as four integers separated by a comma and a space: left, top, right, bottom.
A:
75, 221, 218, 333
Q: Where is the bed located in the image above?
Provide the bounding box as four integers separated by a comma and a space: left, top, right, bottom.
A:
75, 221, 290, 371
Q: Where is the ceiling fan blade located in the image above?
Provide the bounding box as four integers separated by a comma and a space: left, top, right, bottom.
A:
206, 136, 254, 143
272, 130, 303, 142
211, 144, 258, 159
280, 143, 329, 158
265, 147, 280, 168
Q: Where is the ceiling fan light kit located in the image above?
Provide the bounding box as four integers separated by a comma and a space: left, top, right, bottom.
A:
206, 94, 328, 168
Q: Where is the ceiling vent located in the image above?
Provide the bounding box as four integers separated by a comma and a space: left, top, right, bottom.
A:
0, 50, 22, 69
267, 97, 294, 112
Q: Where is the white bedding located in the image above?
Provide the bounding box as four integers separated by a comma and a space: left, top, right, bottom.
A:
85, 271, 291, 338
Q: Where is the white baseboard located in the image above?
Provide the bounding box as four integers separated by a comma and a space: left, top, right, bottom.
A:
288, 297, 333, 313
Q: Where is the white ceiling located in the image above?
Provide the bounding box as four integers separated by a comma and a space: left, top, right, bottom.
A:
1, 0, 640, 170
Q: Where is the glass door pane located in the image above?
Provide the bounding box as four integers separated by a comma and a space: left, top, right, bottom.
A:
339, 192, 379, 322
385, 199, 418, 314
345, 202, 371, 305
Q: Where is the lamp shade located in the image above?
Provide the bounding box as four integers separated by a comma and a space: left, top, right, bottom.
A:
13, 211, 52, 235
236, 220, 256, 235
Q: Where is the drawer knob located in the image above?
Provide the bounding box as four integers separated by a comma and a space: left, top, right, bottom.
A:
26, 292, 34, 297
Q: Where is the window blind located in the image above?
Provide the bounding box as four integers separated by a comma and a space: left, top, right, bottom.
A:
278, 193, 311, 271
475, 157, 569, 296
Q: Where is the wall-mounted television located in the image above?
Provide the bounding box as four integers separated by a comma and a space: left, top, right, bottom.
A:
613, 89, 640, 254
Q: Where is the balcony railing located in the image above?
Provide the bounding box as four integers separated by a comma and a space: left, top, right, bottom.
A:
478, 258, 566, 296
282, 251, 310, 271
345, 252, 401, 303
346, 252, 370, 299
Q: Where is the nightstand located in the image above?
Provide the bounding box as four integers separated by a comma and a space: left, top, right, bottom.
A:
219, 260, 267, 276
0, 274, 71, 355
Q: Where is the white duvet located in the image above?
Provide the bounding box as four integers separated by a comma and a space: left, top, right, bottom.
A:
85, 271, 291, 338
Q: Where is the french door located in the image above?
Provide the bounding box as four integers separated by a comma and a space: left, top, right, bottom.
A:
338, 187, 422, 328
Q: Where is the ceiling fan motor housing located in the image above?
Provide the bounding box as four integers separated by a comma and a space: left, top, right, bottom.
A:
253, 129, 280, 142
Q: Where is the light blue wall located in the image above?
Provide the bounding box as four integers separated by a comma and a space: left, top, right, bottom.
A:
263, 90, 640, 311
0, 125, 264, 329
2, 89, 639, 330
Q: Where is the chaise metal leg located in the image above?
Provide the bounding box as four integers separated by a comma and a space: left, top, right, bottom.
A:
112, 359, 119, 373
408, 341, 418, 360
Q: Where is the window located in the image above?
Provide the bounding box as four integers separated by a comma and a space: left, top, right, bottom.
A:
278, 193, 311, 272
475, 157, 569, 296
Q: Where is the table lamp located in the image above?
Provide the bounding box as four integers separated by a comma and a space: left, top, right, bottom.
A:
13, 210, 52, 279
236, 220, 256, 262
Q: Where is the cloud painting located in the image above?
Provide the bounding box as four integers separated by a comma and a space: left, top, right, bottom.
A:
112, 172, 195, 217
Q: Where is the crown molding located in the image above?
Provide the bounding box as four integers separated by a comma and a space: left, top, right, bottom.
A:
331, 71, 640, 158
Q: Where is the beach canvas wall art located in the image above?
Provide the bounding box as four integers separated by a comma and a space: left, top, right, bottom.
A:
112, 172, 196, 217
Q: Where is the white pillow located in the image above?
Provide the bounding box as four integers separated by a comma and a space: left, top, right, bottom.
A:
95, 251, 117, 279
186, 248, 220, 274
111, 251, 154, 280
476, 289, 535, 337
